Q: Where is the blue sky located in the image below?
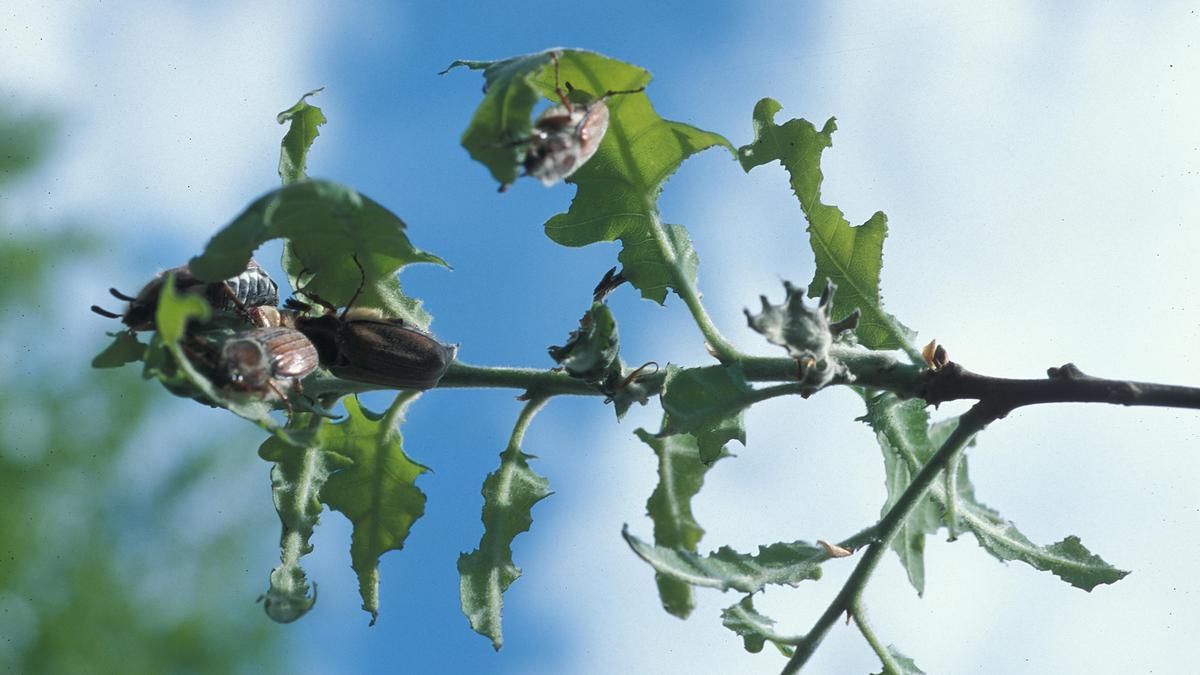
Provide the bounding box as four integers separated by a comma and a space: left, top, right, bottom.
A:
4, 2, 1200, 673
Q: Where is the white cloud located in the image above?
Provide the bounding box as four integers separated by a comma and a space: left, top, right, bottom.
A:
0, 0, 336, 249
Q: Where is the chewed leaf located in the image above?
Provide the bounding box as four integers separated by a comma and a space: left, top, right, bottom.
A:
870, 645, 927, 675
862, 392, 1129, 593
277, 88, 326, 185
189, 180, 446, 325
636, 427, 726, 618
739, 99, 915, 353
623, 527, 823, 593
547, 301, 620, 383
257, 434, 331, 623
92, 331, 146, 369
442, 51, 555, 187
659, 364, 752, 463
458, 398, 551, 650
320, 394, 428, 624
721, 595, 802, 656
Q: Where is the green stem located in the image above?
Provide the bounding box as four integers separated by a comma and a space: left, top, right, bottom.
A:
507, 394, 551, 449
647, 210, 742, 362
780, 402, 998, 674
850, 599, 901, 675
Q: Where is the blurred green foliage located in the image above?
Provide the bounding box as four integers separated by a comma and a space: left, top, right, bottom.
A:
0, 109, 286, 674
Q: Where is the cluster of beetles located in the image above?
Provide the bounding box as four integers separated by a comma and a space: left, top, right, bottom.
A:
91, 258, 455, 413
90, 52, 648, 413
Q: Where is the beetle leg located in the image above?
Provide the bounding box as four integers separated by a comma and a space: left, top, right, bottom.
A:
549, 51, 573, 113
339, 254, 367, 317
266, 379, 294, 417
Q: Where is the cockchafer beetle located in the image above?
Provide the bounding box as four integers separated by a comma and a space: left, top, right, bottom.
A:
91, 259, 279, 331
194, 326, 319, 410
500, 51, 645, 190
276, 260, 456, 391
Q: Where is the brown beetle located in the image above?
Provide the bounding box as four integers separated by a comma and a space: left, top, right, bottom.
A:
205, 327, 319, 408
501, 51, 644, 190
92, 259, 279, 331
275, 259, 456, 390
287, 306, 455, 390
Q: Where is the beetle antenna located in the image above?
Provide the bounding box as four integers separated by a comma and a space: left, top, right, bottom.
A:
549, 51, 573, 113
341, 254, 367, 318
109, 287, 136, 301
91, 305, 123, 319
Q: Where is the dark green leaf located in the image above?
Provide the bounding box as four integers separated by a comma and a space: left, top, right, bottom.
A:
459, 400, 552, 649
623, 527, 823, 593
257, 433, 330, 623
91, 332, 146, 369
189, 180, 446, 327
660, 364, 752, 463
547, 301, 620, 382
442, 51, 555, 187
277, 88, 326, 185
738, 99, 914, 352
721, 595, 802, 656
870, 645, 926, 675
636, 427, 726, 618
320, 394, 429, 624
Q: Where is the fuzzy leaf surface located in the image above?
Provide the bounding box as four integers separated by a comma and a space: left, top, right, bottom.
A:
258, 433, 329, 623
547, 301, 620, 382
863, 392, 1129, 592
871, 645, 927, 675
623, 528, 823, 593
458, 402, 552, 650
721, 595, 802, 656
738, 98, 914, 352
320, 394, 428, 624
277, 88, 326, 185
189, 180, 445, 327
659, 364, 752, 463
636, 427, 726, 618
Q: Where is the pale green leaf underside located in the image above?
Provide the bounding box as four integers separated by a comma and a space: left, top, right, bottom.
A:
257, 434, 330, 623
721, 595, 802, 656
871, 644, 927, 675
623, 527, 823, 593
864, 393, 1129, 592
319, 394, 428, 624
458, 413, 552, 649
635, 427, 727, 618
738, 98, 914, 352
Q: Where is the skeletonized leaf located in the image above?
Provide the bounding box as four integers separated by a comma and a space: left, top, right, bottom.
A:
636, 427, 726, 618
277, 88, 326, 185
738, 99, 914, 352
721, 595, 802, 656
659, 364, 752, 464
458, 401, 552, 650
320, 394, 428, 624
623, 527, 823, 593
